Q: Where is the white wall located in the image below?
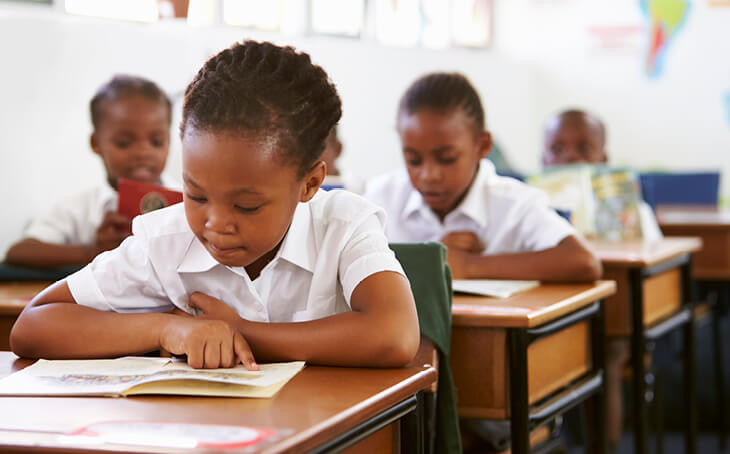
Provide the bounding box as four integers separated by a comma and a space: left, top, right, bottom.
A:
1, 0, 728, 257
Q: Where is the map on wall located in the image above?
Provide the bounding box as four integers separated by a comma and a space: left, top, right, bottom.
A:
640, 0, 690, 78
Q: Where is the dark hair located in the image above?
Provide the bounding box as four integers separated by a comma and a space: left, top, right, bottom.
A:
554, 108, 606, 146
90, 75, 172, 129
181, 40, 342, 177
397, 72, 485, 134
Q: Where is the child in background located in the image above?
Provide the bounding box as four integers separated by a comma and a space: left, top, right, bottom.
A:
4, 75, 172, 268
11, 41, 419, 371
364, 73, 601, 282
542, 108, 662, 242
320, 126, 364, 193
543, 108, 662, 453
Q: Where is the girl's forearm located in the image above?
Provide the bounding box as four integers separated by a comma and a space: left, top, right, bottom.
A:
11, 303, 170, 359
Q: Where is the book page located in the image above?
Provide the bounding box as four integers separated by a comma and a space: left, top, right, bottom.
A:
0, 357, 305, 398
452, 279, 540, 298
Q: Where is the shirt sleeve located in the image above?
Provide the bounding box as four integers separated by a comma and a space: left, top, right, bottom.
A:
65, 219, 173, 313
639, 202, 663, 242
338, 210, 406, 303
24, 202, 81, 244
512, 193, 578, 251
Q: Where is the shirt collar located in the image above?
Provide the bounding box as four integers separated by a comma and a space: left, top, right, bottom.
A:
401, 160, 493, 228
177, 237, 219, 273
175, 200, 316, 275
276, 200, 316, 273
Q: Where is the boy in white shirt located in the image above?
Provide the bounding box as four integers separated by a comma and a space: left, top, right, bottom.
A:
12, 41, 418, 371
5, 75, 172, 268
542, 108, 662, 242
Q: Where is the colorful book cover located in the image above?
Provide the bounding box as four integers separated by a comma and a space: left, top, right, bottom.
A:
527, 165, 596, 235
117, 179, 183, 219
528, 164, 644, 240
591, 166, 643, 241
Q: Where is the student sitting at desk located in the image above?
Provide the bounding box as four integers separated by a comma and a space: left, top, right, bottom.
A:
4, 75, 173, 269
542, 108, 662, 242
11, 41, 419, 371
364, 73, 601, 282
363, 72, 601, 452
543, 108, 661, 453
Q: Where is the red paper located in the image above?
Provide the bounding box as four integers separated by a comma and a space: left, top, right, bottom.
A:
117, 178, 183, 219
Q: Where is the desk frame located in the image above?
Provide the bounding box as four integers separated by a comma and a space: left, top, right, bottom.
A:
508, 301, 607, 454
628, 254, 696, 454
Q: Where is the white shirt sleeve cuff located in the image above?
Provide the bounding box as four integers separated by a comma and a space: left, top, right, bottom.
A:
341, 252, 405, 303
66, 266, 115, 312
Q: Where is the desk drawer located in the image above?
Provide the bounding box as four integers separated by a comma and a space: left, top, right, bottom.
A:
604, 267, 682, 336
662, 227, 730, 279
450, 321, 592, 419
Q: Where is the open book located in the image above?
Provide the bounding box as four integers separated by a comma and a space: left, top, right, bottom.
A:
0, 357, 305, 398
452, 279, 540, 298
528, 164, 644, 241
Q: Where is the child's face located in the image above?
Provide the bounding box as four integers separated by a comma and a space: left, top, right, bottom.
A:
91, 94, 170, 189
397, 109, 491, 220
181, 129, 322, 270
543, 115, 606, 167
321, 134, 342, 176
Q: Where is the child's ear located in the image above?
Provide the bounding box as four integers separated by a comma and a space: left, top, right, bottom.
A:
477, 131, 492, 160
299, 161, 326, 202
90, 133, 101, 156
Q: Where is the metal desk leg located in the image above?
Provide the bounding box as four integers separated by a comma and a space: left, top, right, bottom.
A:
401, 391, 425, 454
590, 300, 607, 454
509, 328, 530, 454
630, 267, 648, 454
681, 262, 697, 454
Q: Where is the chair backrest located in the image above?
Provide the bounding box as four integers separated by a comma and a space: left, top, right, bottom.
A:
389, 242, 461, 454
389, 242, 453, 358
639, 171, 720, 209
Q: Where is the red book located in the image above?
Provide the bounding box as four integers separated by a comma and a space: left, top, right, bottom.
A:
117, 178, 183, 219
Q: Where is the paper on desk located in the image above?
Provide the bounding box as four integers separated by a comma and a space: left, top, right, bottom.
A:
452, 279, 539, 298
0, 357, 305, 398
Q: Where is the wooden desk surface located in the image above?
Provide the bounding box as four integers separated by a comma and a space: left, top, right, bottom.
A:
0, 352, 436, 454
656, 206, 730, 228
655, 207, 730, 280
0, 281, 50, 316
588, 237, 702, 268
452, 280, 616, 328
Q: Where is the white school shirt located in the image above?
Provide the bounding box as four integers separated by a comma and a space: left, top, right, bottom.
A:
638, 201, 663, 243
24, 183, 118, 245
66, 189, 404, 323
23, 177, 179, 245
363, 160, 577, 253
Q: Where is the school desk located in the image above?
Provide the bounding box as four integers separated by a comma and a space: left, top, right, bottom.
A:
588, 237, 702, 454
0, 352, 436, 454
656, 206, 730, 448
0, 281, 50, 350
450, 280, 616, 454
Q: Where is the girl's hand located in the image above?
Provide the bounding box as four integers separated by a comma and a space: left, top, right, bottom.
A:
189, 292, 242, 325
444, 246, 473, 279
159, 316, 257, 370
94, 211, 132, 253
441, 231, 485, 253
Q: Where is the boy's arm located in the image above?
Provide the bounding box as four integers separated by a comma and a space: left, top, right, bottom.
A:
4, 239, 99, 268
447, 234, 602, 281
10, 281, 256, 370
5, 212, 131, 268
187, 270, 420, 368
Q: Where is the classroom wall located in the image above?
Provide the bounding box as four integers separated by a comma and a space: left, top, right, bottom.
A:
1, 0, 728, 258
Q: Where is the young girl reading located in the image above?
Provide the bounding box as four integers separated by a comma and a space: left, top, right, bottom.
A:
365, 72, 602, 282
5, 75, 172, 268
11, 41, 420, 371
